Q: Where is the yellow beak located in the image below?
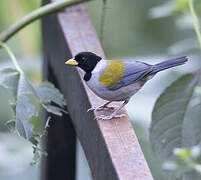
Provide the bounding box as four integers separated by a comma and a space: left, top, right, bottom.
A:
65, 59, 78, 66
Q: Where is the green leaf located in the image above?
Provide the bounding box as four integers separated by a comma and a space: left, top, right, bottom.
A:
34, 82, 66, 107
183, 103, 201, 147
0, 69, 40, 138
174, 148, 191, 158
0, 85, 15, 131
42, 104, 63, 116
29, 116, 41, 136
150, 74, 196, 160
0, 66, 66, 162
0, 68, 20, 100
15, 75, 41, 144
34, 82, 66, 116
175, 0, 188, 12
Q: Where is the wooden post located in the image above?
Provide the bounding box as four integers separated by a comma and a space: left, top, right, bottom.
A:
42, 0, 153, 179
41, 0, 76, 180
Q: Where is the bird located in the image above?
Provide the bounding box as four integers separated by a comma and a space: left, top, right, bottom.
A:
65, 52, 188, 120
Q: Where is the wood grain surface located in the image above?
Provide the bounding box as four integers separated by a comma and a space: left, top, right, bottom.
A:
42, 1, 153, 179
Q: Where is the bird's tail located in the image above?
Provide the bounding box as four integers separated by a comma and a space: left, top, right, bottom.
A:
152, 56, 188, 73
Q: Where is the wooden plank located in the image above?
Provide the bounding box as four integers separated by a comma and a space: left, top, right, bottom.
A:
43, 0, 153, 179
41, 0, 76, 180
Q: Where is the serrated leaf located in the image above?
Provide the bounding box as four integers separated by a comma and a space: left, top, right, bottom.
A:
42, 104, 63, 116
150, 74, 196, 160
34, 82, 66, 107
0, 67, 66, 151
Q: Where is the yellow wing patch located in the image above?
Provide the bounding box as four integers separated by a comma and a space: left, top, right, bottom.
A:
99, 61, 124, 87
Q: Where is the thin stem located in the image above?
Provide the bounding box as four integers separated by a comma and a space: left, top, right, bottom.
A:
0, 0, 93, 42
0, 43, 23, 73
188, 0, 201, 51
100, 0, 108, 43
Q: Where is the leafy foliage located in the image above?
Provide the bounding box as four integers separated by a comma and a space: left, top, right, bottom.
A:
0, 68, 66, 150
163, 146, 201, 179
34, 82, 66, 116
149, 0, 201, 57
183, 100, 201, 147
0, 68, 19, 100
150, 73, 201, 179
150, 74, 196, 160
149, 0, 201, 179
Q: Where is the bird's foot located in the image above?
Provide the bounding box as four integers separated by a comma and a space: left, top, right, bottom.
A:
87, 105, 116, 112
97, 114, 126, 120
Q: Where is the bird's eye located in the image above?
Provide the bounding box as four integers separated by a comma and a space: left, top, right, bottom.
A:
82, 57, 86, 61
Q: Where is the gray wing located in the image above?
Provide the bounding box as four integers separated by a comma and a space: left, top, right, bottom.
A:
108, 61, 152, 90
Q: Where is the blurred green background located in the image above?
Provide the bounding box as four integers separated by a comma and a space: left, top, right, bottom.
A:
0, 0, 199, 180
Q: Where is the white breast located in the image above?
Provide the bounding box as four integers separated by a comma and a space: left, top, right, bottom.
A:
86, 60, 109, 98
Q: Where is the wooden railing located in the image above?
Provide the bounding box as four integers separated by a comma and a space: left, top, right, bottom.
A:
41, 0, 153, 179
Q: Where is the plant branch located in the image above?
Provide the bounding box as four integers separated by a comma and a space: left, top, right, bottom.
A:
0, 0, 93, 42
0, 43, 23, 73
100, 0, 108, 43
188, 0, 201, 51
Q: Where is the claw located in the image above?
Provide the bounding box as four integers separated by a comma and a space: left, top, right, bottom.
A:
97, 106, 114, 111
113, 114, 126, 118
90, 100, 128, 120
87, 107, 95, 112
87, 106, 114, 112
99, 115, 113, 120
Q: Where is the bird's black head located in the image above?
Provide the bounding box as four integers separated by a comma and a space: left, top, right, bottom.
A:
74, 52, 101, 72
65, 52, 102, 81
